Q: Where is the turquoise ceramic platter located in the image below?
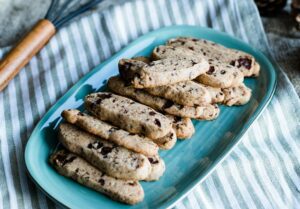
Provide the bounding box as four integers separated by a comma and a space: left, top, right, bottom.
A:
25, 25, 277, 209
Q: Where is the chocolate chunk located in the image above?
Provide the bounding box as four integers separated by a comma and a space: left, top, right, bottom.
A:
128, 182, 137, 186
149, 111, 156, 116
93, 142, 104, 149
162, 100, 174, 109
178, 105, 184, 110
148, 157, 159, 164
237, 57, 252, 69
77, 112, 84, 116
220, 70, 226, 74
206, 66, 215, 75
98, 179, 105, 186
141, 125, 146, 132
154, 119, 161, 127
191, 60, 197, 66
188, 46, 194, 51
173, 116, 182, 123
108, 127, 120, 134
87, 143, 93, 149
230, 60, 235, 66
55, 152, 77, 166
100, 147, 113, 155
95, 93, 112, 104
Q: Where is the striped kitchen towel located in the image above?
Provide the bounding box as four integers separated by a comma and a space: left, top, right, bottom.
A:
0, 0, 299, 208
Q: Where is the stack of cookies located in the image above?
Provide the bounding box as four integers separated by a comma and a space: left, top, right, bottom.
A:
49, 37, 260, 205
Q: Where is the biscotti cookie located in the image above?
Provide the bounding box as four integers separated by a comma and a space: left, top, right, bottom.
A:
198, 83, 225, 104
61, 109, 159, 156
108, 76, 220, 120
166, 115, 195, 139
152, 45, 244, 88
118, 57, 209, 88
145, 80, 211, 106
153, 129, 176, 150
85, 92, 173, 140
222, 83, 252, 106
49, 150, 144, 205
144, 155, 165, 181
58, 123, 151, 180
167, 37, 260, 77
195, 60, 244, 88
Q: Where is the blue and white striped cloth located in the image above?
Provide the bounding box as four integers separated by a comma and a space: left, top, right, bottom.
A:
0, 0, 299, 208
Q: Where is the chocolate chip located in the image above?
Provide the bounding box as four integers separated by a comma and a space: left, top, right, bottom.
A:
237, 57, 252, 69
220, 70, 226, 74
129, 133, 135, 136
156, 47, 160, 52
230, 60, 235, 66
188, 46, 194, 51
178, 105, 184, 110
203, 52, 206, 56
206, 66, 215, 75
148, 157, 159, 164
134, 73, 141, 79
154, 119, 161, 127
149, 111, 156, 116
100, 147, 113, 155
94, 142, 104, 149
141, 125, 146, 133
191, 60, 197, 66
55, 153, 77, 166
77, 112, 84, 116
95, 93, 112, 104
191, 38, 198, 42
87, 143, 93, 149
173, 116, 182, 123
128, 182, 137, 186
75, 168, 79, 173
109, 127, 119, 133
98, 179, 105, 186
162, 100, 174, 109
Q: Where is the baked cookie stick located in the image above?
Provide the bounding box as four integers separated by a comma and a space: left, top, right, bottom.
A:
85, 92, 173, 140
222, 83, 252, 106
167, 37, 260, 77
108, 76, 219, 120
144, 155, 165, 181
144, 80, 211, 106
49, 150, 144, 205
118, 57, 209, 88
166, 115, 195, 139
61, 109, 159, 156
58, 123, 151, 180
152, 45, 244, 88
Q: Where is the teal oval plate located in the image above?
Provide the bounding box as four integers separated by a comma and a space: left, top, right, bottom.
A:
25, 25, 276, 209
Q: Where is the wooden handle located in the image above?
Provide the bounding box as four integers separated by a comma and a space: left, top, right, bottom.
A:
0, 19, 56, 91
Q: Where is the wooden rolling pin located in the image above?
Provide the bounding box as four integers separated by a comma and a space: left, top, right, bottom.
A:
0, 19, 56, 91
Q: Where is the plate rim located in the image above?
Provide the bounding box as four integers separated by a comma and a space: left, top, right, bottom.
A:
25, 25, 277, 209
